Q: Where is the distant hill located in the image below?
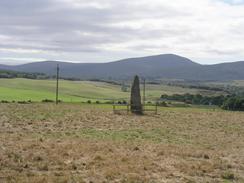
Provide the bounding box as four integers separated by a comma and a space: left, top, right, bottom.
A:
1, 54, 244, 81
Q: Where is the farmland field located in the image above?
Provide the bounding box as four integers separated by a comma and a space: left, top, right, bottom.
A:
0, 103, 243, 182
0, 78, 225, 102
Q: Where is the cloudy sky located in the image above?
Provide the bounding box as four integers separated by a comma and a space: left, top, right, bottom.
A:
0, 0, 244, 65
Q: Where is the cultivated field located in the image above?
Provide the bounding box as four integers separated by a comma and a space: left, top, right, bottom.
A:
0, 103, 243, 182
0, 78, 225, 102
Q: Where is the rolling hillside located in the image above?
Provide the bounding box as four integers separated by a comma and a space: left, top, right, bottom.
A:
0, 78, 222, 102
1, 54, 244, 80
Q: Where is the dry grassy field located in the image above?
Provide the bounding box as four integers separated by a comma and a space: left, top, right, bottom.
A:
0, 103, 243, 183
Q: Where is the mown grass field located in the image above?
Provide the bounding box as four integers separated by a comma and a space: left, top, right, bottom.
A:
0, 78, 223, 103
0, 103, 243, 182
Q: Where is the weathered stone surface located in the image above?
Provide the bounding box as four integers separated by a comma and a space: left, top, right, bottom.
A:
130, 75, 143, 114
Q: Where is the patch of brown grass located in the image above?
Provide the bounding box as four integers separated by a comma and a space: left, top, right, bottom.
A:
0, 103, 243, 182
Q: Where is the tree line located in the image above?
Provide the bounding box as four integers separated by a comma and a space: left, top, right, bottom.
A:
160, 93, 244, 111
0, 70, 50, 79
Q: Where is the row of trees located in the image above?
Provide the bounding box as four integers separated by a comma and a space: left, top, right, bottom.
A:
0, 70, 49, 79
222, 97, 244, 111
161, 93, 244, 111
161, 94, 225, 106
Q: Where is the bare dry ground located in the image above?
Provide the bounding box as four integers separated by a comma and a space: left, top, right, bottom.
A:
0, 103, 243, 183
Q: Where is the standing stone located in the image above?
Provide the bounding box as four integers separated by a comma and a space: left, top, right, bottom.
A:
130, 75, 143, 114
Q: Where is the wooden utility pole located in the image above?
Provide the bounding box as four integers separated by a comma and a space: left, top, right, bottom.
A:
56, 64, 59, 105
143, 78, 146, 106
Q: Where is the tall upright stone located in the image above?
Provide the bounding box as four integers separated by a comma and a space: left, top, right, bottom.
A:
130, 75, 143, 114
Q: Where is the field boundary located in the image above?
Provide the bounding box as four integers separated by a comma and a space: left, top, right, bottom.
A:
113, 104, 158, 114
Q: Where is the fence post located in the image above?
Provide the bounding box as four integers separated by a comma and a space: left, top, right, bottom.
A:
155, 102, 158, 115
127, 104, 129, 114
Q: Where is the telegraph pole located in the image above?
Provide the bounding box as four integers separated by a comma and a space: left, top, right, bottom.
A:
143, 78, 146, 106
56, 64, 59, 105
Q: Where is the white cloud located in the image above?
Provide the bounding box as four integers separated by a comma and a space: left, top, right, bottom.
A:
0, 0, 244, 64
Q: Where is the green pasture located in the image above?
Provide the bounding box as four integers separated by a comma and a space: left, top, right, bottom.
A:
0, 78, 210, 102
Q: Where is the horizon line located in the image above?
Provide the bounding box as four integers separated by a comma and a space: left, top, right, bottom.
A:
1, 53, 244, 66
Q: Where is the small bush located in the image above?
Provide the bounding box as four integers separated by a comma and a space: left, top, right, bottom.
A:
42, 99, 54, 103
87, 100, 91, 104
96, 101, 100, 104
1, 100, 9, 103
158, 101, 168, 107
122, 100, 127, 104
